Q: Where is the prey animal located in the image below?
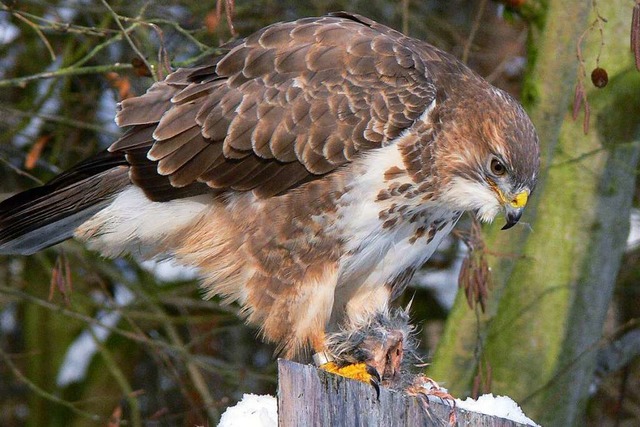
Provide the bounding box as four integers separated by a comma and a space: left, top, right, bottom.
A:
0, 12, 539, 385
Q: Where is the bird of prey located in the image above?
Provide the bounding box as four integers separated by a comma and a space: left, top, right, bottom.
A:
0, 12, 539, 382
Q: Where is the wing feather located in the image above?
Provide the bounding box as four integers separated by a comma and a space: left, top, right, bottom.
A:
147, 126, 202, 161
169, 143, 224, 187
109, 12, 439, 200
156, 137, 210, 176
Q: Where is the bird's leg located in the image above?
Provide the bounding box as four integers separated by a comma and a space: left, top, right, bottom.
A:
310, 331, 334, 366
311, 331, 382, 396
312, 310, 415, 398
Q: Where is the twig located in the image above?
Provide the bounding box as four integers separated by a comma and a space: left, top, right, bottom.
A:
162, 316, 220, 421
633, 1, 640, 70
70, 31, 131, 69
0, 106, 121, 136
145, 18, 211, 51
484, 28, 529, 83
11, 11, 56, 61
573, 0, 607, 134
0, 156, 44, 185
549, 147, 605, 167
401, 0, 409, 35
521, 320, 640, 406
462, 0, 488, 64
174, 46, 225, 67
99, 0, 157, 81
89, 327, 143, 427
1, 4, 116, 37
102, 289, 211, 420
218, 0, 238, 37
0, 63, 133, 88
146, 22, 171, 80
128, 283, 221, 421
0, 347, 105, 423
0, 284, 272, 381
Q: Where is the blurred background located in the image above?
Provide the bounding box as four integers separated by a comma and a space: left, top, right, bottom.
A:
0, 1, 638, 426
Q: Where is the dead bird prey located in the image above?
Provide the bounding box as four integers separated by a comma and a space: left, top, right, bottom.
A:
0, 12, 539, 387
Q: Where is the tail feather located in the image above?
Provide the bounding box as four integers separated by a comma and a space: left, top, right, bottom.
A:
0, 151, 130, 255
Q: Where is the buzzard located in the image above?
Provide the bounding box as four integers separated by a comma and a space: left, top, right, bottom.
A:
0, 12, 539, 382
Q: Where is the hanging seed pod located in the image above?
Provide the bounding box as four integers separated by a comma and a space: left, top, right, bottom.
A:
572, 83, 585, 121
632, 1, 640, 71
590, 67, 608, 88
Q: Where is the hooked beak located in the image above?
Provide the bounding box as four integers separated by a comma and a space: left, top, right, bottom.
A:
501, 206, 524, 230
500, 190, 529, 230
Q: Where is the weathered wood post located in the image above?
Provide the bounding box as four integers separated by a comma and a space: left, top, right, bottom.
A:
277, 360, 533, 427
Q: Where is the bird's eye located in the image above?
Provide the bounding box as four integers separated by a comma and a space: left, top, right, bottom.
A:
490, 158, 506, 176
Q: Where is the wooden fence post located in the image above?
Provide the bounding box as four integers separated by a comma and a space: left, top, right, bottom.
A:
277, 359, 533, 427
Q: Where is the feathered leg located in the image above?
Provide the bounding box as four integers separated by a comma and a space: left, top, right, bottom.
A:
317, 308, 417, 396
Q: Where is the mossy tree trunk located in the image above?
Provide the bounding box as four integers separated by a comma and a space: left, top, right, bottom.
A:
427, 1, 640, 426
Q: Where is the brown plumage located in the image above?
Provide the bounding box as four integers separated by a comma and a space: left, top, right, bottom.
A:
0, 12, 539, 362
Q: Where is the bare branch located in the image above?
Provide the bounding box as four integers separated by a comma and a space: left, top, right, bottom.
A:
462, 0, 488, 64
0, 347, 107, 423
99, 0, 158, 81
0, 156, 44, 185
0, 63, 133, 88
12, 11, 56, 61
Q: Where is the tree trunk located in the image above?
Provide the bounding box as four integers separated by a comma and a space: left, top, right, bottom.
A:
427, 2, 640, 426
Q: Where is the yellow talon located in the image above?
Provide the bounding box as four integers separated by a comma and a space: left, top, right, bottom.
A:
321, 361, 374, 383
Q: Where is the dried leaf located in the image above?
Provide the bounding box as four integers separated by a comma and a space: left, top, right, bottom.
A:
458, 219, 491, 312
48, 253, 72, 304
24, 135, 50, 170
223, 0, 237, 37
472, 360, 493, 398
108, 404, 122, 427
206, 0, 237, 36
572, 81, 591, 135
204, 9, 220, 33
106, 72, 134, 100
572, 83, 584, 121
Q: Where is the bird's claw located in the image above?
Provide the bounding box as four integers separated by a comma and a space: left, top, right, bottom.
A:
406, 375, 457, 424
366, 364, 382, 400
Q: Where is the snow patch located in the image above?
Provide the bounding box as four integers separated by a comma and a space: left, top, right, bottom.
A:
218, 394, 277, 427
0, 16, 19, 45
627, 209, 640, 250
412, 238, 465, 310
456, 393, 539, 426
0, 303, 17, 333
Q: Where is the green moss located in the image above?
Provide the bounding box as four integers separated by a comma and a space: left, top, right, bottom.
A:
595, 69, 640, 145
520, 0, 550, 30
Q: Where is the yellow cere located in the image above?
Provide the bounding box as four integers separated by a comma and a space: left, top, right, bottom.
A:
510, 190, 529, 208
493, 183, 529, 209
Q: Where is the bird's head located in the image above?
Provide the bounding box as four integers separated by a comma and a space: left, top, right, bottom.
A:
434, 86, 540, 230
